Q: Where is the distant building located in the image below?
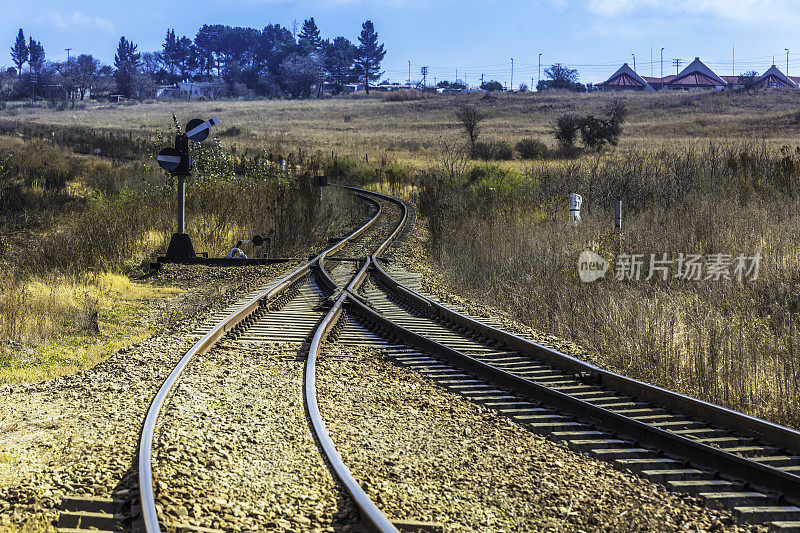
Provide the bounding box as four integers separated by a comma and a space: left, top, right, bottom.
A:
756, 65, 798, 89
177, 82, 216, 99
666, 58, 727, 90
345, 83, 366, 92
597, 63, 654, 92
156, 82, 217, 99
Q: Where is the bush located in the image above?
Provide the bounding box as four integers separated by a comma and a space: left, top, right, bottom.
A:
516, 138, 549, 159
554, 100, 628, 152
383, 89, 425, 102
218, 125, 244, 137
472, 140, 514, 161
467, 163, 525, 192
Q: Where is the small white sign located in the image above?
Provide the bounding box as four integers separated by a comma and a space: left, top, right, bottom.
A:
569, 193, 583, 226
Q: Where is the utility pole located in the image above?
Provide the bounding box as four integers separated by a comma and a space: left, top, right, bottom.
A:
64, 48, 72, 62
650, 44, 653, 77
787, 49, 790, 76
420, 66, 428, 88
733, 44, 735, 76
510, 57, 514, 92
538, 53, 542, 90
660, 48, 664, 81
632, 53, 636, 71
673, 58, 682, 77
408, 60, 411, 85
455, 68, 458, 83
481, 73, 484, 87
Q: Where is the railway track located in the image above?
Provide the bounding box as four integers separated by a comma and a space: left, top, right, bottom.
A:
134, 188, 411, 533
342, 192, 800, 532
121, 185, 800, 532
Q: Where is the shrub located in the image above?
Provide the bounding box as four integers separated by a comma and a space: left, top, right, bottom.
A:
554, 100, 628, 152
467, 163, 525, 191
472, 140, 514, 161
553, 114, 582, 149
383, 89, 425, 102
218, 125, 244, 137
516, 138, 549, 159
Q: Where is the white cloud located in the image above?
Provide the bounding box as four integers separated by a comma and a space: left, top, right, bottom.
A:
42, 11, 116, 34
585, 0, 800, 23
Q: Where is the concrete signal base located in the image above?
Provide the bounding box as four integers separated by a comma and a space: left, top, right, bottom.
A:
164, 233, 196, 258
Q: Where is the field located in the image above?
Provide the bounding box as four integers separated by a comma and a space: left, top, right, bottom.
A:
2, 89, 800, 427
5, 88, 800, 165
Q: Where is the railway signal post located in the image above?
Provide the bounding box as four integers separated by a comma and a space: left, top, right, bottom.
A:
157, 116, 218, 258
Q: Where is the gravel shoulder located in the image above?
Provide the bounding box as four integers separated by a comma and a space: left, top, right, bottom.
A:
0, 263, 298, 531
316, 344, 761, 532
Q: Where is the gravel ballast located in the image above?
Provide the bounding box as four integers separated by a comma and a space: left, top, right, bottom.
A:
150, 341, 359, 532
0, 263, 298, 530
316, 344, 762, 532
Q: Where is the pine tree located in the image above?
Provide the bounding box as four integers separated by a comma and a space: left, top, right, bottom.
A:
324, 37, 356, 94
298, 18, 322, 55
353, 20, 385, 94
28, 37, 44, 74
10, 29, 28, 79
114, 36, 141, 97
162, 29, 178, 77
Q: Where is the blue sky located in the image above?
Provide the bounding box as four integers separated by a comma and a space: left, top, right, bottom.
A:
4, 0, 800, 84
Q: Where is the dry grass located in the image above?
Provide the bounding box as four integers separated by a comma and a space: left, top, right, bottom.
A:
414, 142, 800, 428
5, 90, 800, 425
6, 89, 800, 169
0, 130, 361, 383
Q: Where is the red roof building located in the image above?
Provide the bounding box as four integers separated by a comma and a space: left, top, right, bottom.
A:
597, 63, 654, 91
757, 65, 798, 88
666, 58, 727, 90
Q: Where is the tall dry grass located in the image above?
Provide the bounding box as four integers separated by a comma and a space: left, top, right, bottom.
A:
415, 142, 800, 427
0, 134, 361, 348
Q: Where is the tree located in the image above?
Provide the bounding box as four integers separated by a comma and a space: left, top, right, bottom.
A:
544, 63, 578, 88
176, 36, 197, 81
323, 37, 356, 94
57, 58, 80, 104
28, 38, 44, 74
553, 114, 581, 149
10, 29, 28, 79
279, 52, 323, 98
738, 71, 759, 92
75, 54, 101, 100
480, 80, 503, 92
194, 24, 223, 76
114, 36, 141, 97
256, 24, 296, 77
162, 29, 178, 78
455, 104, 485, 154
553, 100, 628, 152
353, 20, 385, 94
298, 18, 322, 55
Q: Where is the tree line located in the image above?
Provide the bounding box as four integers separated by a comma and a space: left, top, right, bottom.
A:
4, 19, 386, 100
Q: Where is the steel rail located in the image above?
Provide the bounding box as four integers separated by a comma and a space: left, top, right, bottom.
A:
345, 291, 800, 500
304, 293, 399, 533
301, 188, 408, 533
138, 194, 382, 533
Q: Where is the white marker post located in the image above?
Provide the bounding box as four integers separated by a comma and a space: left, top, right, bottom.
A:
569, 193, 583, 226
